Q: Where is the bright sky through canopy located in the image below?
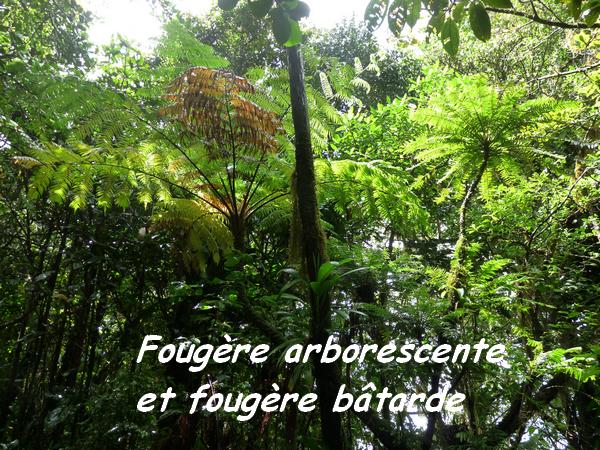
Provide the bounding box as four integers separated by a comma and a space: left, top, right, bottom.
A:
78, 0, 386, 50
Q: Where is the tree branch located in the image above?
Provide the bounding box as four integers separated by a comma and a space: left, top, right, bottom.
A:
528, 60, 600, 82
486, 7, 600, 29
485, 374, 568, 447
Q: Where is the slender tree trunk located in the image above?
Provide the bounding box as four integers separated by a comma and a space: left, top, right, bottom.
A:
421, 370, 441, 450
422, 146, 491, 449
285, 405, 298, 447
60, 263, 95, 389
448, 144, 490, 312
3, 217, 69, 436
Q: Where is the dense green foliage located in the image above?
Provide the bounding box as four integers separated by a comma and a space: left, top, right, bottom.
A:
1, 0, 599, 449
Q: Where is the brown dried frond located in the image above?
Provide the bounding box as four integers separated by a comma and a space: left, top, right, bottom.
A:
168, 156, 188, 172
163, 67, 283, 155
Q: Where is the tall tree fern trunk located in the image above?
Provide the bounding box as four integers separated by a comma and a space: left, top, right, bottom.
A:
286, 45, 347, 450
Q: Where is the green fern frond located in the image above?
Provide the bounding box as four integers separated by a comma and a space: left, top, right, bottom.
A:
316, 159, 429, 237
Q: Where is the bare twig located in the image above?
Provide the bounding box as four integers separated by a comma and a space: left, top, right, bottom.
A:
528, 60, 600, 82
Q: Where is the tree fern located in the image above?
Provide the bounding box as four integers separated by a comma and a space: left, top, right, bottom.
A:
409, 75, 575, 192
408, 73, 579, 310
15, 64, 292, 270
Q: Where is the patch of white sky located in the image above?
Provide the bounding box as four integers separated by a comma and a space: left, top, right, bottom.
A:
78, 0, 396, 52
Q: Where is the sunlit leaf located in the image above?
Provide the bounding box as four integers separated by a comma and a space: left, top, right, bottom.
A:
469, 2, 492, 42
249, 0, 273, 18
441, 18, 459, 56
285, 19, 302, 47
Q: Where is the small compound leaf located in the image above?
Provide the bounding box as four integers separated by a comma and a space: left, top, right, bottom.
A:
482, 0, 513, 8
249, 0, 273, 17
319, 71, 334, 98
441, 18, 459, 56
364, 0, 388, 31
354, 56, 363, 73
469, 2, 492, 41
271, 8, 292, 45
218, 0, 239, 10
288, 1, 311, 20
